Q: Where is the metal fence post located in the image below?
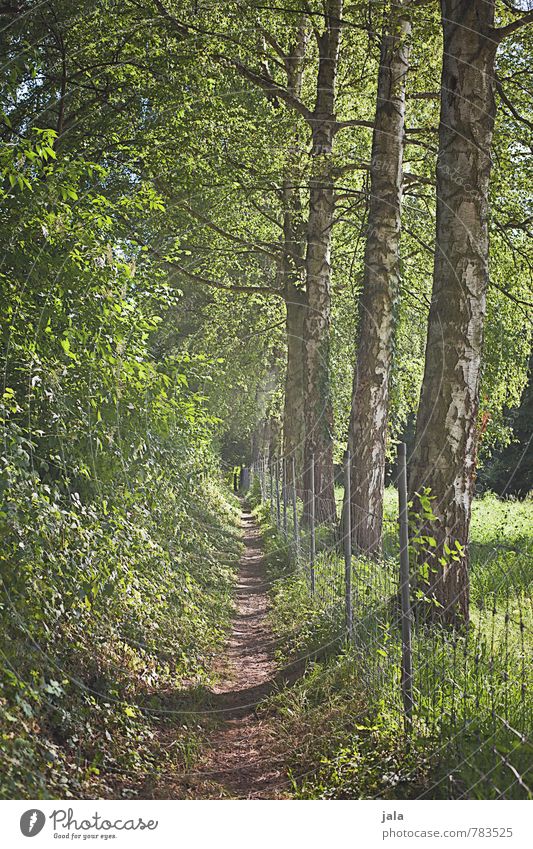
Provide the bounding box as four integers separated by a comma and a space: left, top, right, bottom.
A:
398, 442, 414, 728
343, 449, 353, 641
275, 455, 281, 529
282, 456, 288, 536
310, 453, 316, 596
269, 462, 274, 516
291, 455, 300, 560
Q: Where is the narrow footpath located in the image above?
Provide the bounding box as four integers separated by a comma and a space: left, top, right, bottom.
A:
183, 506, 289, 798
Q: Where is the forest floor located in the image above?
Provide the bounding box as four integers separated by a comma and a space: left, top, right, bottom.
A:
127, 492, 532, 802
159, 505, 292, 799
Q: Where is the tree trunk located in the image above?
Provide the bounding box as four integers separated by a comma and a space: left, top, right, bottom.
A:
251, 358, 280, 466
346, 4, 411, 554
302, 0, 342, 525
268, 414, 282, 464
408, 0, 497, 627
281, 22, 308, 497
283, 285, 306, 495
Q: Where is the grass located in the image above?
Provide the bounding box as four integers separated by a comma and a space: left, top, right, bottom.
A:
0, 479, 242, 799
256, 485, 533, 799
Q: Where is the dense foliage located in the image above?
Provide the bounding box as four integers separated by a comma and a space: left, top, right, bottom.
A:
0, 0, 531, 800
0, 93, 242, 799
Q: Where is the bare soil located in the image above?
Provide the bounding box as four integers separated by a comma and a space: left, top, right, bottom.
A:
187, 508, 289, 798
161, 506, 291, 799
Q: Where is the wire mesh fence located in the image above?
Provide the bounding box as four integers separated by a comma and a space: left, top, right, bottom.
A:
250, 447, 532, 799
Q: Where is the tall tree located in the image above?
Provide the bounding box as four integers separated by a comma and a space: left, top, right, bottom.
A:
160, 0, 350, 522
345, 0, 411, 553
408, 0, 532, 626
301, 0, 343, 523
272, 21, 309, 489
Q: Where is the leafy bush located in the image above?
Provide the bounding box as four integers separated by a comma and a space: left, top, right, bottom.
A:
0, 134, 242, 799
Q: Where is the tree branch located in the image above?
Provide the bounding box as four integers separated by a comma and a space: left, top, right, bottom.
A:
493, 217, 533, 267
334, 118, 374, 132
332, 160, 369, 177
405, 137, 438, 152
489, 278, 533, 310
114, 210, 283, 298
495, 74, 533, 130
406, 91, 440, 100
242, 192, 284, 231
499, 214, 533, 234
491, 11, 533, 42
403, 171, 434, 187
255, 20, 287, 60
175, 202, 281, 260
221, 56, 313, 121
168, 258, 284, 298
151, 0, 188, 38
406, 126, 438, 134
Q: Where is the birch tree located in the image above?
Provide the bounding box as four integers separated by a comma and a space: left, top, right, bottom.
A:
408, 0, 532, 626
345, 0, 412, 553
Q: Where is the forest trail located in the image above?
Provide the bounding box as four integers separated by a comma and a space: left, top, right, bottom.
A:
181, 506, 289, 798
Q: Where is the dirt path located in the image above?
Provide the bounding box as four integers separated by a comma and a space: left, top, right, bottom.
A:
184, 506, 289, 798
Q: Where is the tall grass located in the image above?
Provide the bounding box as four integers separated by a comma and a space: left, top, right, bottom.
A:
258, 483, 532, 799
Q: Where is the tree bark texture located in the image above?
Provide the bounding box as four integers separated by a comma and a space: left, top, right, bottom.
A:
284, 286, 307, 493
346, 3, 411, 554
280, 22, 308, 495
302, 0, 342, 525
408, 0, 497, 627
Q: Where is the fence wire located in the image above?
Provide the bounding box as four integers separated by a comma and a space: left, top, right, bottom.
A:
250, 448, 532, 799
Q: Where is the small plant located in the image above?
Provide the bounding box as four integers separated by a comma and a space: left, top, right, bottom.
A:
408, 488, 468, 623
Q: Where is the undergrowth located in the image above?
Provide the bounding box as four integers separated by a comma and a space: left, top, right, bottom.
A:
0, 475, 241, 799
254, 485, 532, 800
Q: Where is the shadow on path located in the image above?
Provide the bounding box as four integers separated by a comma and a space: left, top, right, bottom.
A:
150, 505, 300, 798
